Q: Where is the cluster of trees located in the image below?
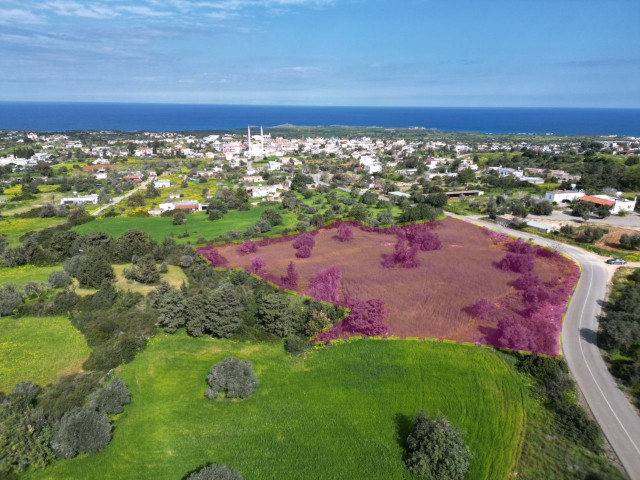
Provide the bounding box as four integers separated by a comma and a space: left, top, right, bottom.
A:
599, 269, 640, 405
0, 377, 131, 476
517, 355, 603, 452
559, 225, 608, 244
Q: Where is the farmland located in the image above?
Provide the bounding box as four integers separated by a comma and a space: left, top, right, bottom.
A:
214, 217, 579, 352
0, 316, 89, 393
27, 335, 527, 480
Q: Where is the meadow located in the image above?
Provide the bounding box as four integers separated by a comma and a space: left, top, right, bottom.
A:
72, 206, 297, 243
28, 335, 526, 480
0, 316, 89, 393
0, 216, 66, 245
0, 264, 59, 285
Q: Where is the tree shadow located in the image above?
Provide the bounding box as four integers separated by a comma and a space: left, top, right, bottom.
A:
579, 327, 598, 346
395, 413, 413, 451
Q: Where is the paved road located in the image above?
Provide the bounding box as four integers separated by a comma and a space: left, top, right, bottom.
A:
91, 178, 152, 216
457, 215, 640, 479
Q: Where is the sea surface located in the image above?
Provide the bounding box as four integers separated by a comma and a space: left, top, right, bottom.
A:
1, 102, 639, 136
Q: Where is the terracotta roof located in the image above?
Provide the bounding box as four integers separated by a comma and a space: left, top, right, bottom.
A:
579, 195, 615, 207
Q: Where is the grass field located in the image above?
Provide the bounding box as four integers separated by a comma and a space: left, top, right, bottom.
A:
73, 206, 297, 244
113, 264, 188, 294
0, 264, 59, 285
0, 316, 89, 393
0, 216, 66, 245
28, 336, 526, 480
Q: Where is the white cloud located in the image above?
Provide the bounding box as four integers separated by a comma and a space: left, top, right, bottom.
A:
42, 1, 120, 19
0, 8, 46, 24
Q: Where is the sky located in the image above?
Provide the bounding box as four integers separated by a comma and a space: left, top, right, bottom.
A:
1, 0, 639, 107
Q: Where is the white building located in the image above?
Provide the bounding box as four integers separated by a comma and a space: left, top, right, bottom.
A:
154, 179, 171, 188
250, 185, 280, 198
268, 161, 281, 171
60, 194, 99, 206
544, 190, 585, 203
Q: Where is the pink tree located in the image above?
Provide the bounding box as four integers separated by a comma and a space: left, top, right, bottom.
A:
382, 238, 419, 268
466, 299, 495, 320
343, 298, 388, 336
336, 223, 354, 242
311, 266, 342, 303
199, 245, 228, 267
293, 232, 315, 250
247, 256, 266, 274
237, 240, 258, 256
295, 244, 312, 258
506, 239, 534, 255
281, 261, 299, 289
497, 253, 534, 273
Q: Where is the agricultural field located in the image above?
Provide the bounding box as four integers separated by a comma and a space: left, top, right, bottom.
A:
0, 316, 89, 393
72, 207, 297, 243
28, 335, 527, 480
213, 218, 579, 353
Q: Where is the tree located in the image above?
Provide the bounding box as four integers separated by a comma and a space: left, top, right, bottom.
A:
348, 203, 371, 222
48, 270, 73, 289
156, 288, 187, 333
186, 283, 243, 337
280, 261, 299, 289
123, 254, 160, 284
48, 230, 79, 261
126, 192, 146, 208
51, 407, 112, 458
0, 284, 23, 316
533, 200, 553, 216
311, 267, 341, 303
400, 204, 440, 223
0, 383, 54, 475
382, 238, 419, 268
75, 250, 115, 289
173, 210, 187, 225
620, 233, 640, 250
145, 183, 159, 198
336, 223, 354, 242
88, 378, 131, 414
205, 357, 258, 400
260, 207, 283, 226
114, 230, 154, 263
257, 294, 296, 337
187, 463, 243, 480
405, 412, 471, 480
247, 256, 266, 275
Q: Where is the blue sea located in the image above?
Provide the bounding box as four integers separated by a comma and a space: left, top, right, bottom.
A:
1, 102, 639, 136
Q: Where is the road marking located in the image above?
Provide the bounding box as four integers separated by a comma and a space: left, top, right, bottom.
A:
576, 264, 640, 457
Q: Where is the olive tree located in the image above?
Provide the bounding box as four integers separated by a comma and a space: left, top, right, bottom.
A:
205, 357, 258, 400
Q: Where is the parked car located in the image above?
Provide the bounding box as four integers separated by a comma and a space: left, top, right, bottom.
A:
606, 258, 627, 265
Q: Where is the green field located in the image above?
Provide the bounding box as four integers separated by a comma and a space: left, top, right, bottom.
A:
0, 264, 59, 285
73, 206, 297, 244
29, 336, 526, 480
0, 216, 66, 245
0, 316, 89, 393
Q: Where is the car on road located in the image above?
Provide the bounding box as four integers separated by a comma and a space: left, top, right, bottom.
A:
606, 258, 627, 265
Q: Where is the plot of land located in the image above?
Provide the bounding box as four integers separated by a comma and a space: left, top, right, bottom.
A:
0, 316, 89, 393
215, 218, 577, 347
0, 265, 59, 286
28, 335, 526, 480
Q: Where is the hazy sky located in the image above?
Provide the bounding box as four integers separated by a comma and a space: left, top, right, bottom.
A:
1, 0, 639, 107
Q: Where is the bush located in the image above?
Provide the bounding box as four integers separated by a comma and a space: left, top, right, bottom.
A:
205, 357, 258, 400
0, 284, 23, 316
88, 378, 131, 414
187, 463, 243, 480
75, 250, 115, 289
51, 407, 112, 458
284, 335, 309, 354
404, 412, 471, 480
48, 270, 72, 288
123, 254, 160, 284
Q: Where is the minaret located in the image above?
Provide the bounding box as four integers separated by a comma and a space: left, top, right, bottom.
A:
260, 126, 264, 156
247, 126, 252, 157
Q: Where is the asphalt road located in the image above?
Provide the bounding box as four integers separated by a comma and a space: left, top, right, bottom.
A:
461, 215, 640, 479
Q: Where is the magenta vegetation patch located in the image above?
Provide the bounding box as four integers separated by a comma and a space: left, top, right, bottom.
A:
198, 218, 579, 355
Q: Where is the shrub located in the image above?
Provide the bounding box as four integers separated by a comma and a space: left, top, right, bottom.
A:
48, 270, 72, 288
123, 254, 160, 284
237, 240, 258, 255
293, 232, 315, 250
91, 280, 117, 309
497, 253, 534, 273
173, 211, 187, 225
405, 412, 471, 480
336, 223, 354, 242
295, 244, 312, 258
51, 407, 112, 458
199, 245, 228, 267
0, 284, 23, 316
88, 378, 131, 414
75, 250, 115, 289
284, 335, 309, 354
187, 463, 243, 480
382, 238, 418, 268
247, 256, 266, 275
205, 357, 258, 400
342, 298, 388, 336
